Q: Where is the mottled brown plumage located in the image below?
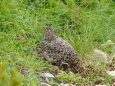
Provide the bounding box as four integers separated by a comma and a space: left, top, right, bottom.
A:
37, 26, 82, 73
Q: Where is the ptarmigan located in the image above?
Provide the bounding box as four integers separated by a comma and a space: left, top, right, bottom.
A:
37, 26, 82, 73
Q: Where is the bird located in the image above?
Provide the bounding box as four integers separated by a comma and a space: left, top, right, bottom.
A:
36, 26, 82, 73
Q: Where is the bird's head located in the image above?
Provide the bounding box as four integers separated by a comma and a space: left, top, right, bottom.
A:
43, 26, 55, 41
43, 26, 54, 34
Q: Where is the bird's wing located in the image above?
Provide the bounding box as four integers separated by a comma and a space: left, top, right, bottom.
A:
51, 36, 76, 54
40, 41, 64, 54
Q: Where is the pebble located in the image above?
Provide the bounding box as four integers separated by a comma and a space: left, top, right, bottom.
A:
107, 71, 115, 77
41, 73, 54, 78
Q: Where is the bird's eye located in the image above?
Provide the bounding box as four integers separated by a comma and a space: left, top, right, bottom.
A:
47, 29, 51, 31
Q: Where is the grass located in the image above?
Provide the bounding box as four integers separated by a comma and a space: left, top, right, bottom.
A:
0, 0, 115, 86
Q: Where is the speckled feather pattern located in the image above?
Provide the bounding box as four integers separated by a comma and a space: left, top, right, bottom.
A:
37, 26, 81, 72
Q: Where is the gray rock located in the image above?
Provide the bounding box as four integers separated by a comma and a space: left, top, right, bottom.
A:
41, 73, 54, 78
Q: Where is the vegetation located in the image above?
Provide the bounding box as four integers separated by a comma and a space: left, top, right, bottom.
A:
0, 0, 115, 85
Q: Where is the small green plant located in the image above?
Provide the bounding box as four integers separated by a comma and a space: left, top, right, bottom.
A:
0, 61, 21, 86
56, 71, 82, 83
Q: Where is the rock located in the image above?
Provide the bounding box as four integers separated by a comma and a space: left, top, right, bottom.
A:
93, 49, 109, 62
38, 72, 55, 83
49, 66, 60, 74
41, 82, 51, 86
41, 73, 54, 78
107, 71, 115, 77
101, 40, 114, 46
20, 68, 32, 75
